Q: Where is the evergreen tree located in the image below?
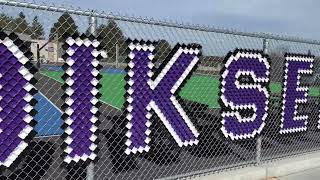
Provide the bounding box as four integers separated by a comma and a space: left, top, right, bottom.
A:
0, 13, 15, 31
14, 12, 31, 34
155, 39, 171, 65
30, 16, 44, 39
96, 20, 126, 61
49, 12, 78, 42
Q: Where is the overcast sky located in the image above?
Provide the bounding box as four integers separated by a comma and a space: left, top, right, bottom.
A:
29, 0, 318, 40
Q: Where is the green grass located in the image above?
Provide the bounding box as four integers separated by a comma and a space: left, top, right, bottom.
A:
179, 76, 220, 108
100, 74, 126, 109
42, 71, 64, 83
41, 70, 320, 109
269, 83, 282, 94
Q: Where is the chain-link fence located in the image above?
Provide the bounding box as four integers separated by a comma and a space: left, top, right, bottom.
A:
0, 0, 319, 179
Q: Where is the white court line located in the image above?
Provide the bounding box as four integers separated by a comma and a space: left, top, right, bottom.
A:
38, 91, 63, 113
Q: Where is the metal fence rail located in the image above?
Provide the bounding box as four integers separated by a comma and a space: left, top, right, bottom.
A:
0, 0, 319, 179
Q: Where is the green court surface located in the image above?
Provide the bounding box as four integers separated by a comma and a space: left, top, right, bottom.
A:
41, 70, 320, 109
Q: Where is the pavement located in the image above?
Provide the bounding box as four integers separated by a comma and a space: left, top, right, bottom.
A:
276, 167, 320, 180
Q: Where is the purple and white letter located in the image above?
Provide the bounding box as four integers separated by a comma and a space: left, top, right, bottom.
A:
220, 49, 270, 140
0, 32, 38, 168
124, 40, 201, 154
61, 34, 103, 164
280, 53, 314, 134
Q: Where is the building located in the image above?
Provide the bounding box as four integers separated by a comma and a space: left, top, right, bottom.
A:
30, 39, 64, 64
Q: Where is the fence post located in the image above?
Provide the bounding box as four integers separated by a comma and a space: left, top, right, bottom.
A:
116, 44, 119, 68
36, 43, 40, 69
89, 13, 98, 36
256, 38, 269, 165
263, 38, 269, 54
86, 12, 97, 180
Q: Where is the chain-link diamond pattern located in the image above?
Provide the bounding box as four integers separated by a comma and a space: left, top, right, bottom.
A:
0, 1, 319, 180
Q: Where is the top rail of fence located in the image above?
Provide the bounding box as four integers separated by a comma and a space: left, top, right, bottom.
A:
1, 0, 320, 45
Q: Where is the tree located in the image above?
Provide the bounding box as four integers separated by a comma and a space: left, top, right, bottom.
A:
0, 13, 15, 31
96, 20, 126, 62
269, 44, 290, 57
14, 12, 31, 34
313, 57, 320, 86
49, 12, 78, 42
30, 16, 44, 39
269, 44, 290, 82
154, 39, 171, 65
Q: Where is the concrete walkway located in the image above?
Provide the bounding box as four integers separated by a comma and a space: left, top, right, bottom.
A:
278, 167, 320, 180
191, 151, 320, 180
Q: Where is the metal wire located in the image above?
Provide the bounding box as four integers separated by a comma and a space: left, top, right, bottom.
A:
0, 0, 319, 180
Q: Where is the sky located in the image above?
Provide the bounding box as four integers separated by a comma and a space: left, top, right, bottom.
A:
27, 0, 319, 40
1, 0, 319, 56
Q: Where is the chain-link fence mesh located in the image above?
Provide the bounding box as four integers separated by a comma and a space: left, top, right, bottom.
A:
0, 0, 319, 179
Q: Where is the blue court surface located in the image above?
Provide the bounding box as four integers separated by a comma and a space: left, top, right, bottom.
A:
34, 93, 63, 137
